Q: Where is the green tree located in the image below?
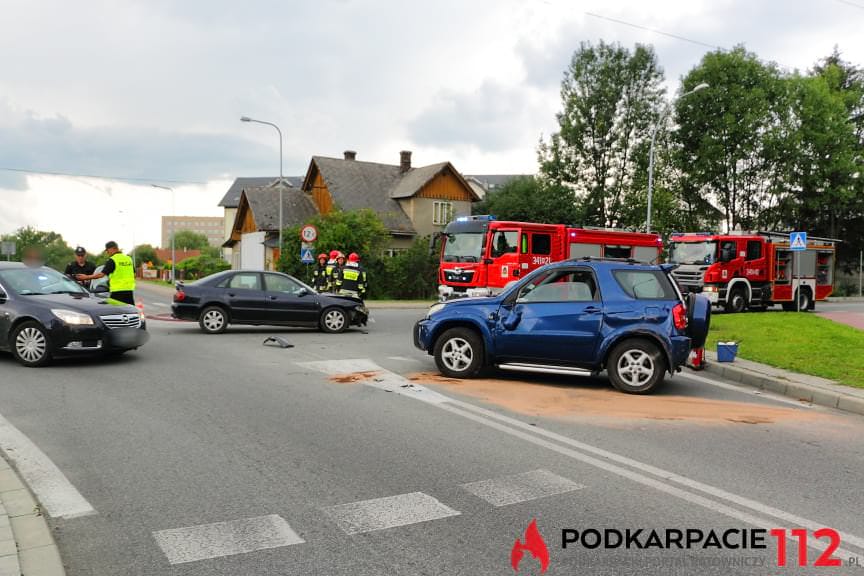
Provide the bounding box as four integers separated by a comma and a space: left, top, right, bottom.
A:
0, 227, 75, 270
172, 230, 210, 251
176, 255, 230, 280
539, 40, 665, 227
131, 244, 161, 267
474, 176, 578, 224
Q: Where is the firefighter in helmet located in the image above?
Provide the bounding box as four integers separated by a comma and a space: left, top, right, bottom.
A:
324, 249, 340, 291
330, 252, 346, 292
311, 253, 329, 292
335, 252, 367, 300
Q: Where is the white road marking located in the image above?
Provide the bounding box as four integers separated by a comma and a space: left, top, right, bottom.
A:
0, 412, 95, 519
153, 514, 304, 565
386, 356, 416, 362
322, 492, 460, 535
300, 359, 864, 561
680, 372, 817, 408
150, 302, 169, 307
460, 469, 584, 507
298, 359, 448, 404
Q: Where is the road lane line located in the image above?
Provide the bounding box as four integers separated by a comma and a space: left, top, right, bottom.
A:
152, 514, 304, 565
299, 359, 864, 560
460, 469, 584, 507
0, 412, 95, 519
298, 359, 449, 404
150, 302, 169, 308
322, 492, 460, 535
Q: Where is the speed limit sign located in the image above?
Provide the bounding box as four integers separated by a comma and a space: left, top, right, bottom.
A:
300, 224, 318, 243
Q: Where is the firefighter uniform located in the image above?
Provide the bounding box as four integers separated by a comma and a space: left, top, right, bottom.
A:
335, 256, 367, 300
311, 254, 330, 292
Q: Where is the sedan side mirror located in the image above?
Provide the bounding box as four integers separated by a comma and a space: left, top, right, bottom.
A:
297, 287, 310, 297
93, 284, 109, 294
0, 290, 7, 304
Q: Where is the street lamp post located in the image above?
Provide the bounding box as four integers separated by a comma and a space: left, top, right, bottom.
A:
152, 184, 175, 283
646, 82, 709, 233
241, 116, 285, 268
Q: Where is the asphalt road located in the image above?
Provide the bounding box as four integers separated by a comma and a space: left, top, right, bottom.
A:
1, 283, 863, 575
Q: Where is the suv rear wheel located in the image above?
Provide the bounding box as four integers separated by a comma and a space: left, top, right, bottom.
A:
607, 339, 666, 394
433, 327, 483, 378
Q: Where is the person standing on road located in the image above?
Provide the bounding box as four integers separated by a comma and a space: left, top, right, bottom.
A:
76, 241, 136, 305
65, 247, 96, 287
330, 252, 346, 293
335, 253, 366, 300
312, 253, 330, 292
324, 249, 339, 287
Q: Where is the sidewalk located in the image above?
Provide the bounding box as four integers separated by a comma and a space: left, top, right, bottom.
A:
0, 457, 65, 576
817, 311, 864, 331
704, 350, 864, 416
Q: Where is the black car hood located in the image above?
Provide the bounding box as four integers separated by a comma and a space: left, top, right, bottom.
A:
319, 293, 364, 306
20, 293, 139, 314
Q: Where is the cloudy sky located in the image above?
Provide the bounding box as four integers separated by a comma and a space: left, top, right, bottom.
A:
1, 0, 862, 251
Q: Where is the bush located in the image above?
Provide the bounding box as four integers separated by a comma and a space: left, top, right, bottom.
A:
382, 237, 439, 299
176, 255, 230, 279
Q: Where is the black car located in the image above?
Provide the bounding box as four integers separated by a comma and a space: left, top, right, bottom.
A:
0, 262, 149, 367
171, 270, 369, 334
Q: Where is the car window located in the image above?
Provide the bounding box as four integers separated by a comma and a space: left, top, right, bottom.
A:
265, 274, 304, 294
225, 273, 261, 290
613, 270, 677, 300
517, 269, 598, 303
532, 233, 552, 255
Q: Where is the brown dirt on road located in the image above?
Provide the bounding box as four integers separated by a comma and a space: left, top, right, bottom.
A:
329, 371, 381, 384
407, 372, 821, 425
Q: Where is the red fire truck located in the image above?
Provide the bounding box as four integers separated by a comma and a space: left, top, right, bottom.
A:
438, 216, 664, 300
667, 231, 838, 312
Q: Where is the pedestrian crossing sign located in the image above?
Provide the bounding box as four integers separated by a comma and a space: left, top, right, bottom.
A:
789, 231, 807, 251
300, 247, 315, 263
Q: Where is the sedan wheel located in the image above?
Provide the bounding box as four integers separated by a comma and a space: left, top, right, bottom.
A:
12, 322, 51, 367
199, 306, 228, 334
320, 308, 348, 333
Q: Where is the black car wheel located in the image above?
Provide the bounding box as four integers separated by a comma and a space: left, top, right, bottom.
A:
11, 321, 52, 367
199, 306, 228, 334
725, 287, 747, 313
607, 339, 666, 394
320, 307, 348, 333
433, 327, 483, 378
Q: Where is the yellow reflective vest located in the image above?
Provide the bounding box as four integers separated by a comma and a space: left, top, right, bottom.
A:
108, 252, 136, 292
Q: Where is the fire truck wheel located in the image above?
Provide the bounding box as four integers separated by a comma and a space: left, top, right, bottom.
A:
607, 339, 666, 394
434, 327, 484, 378
725, 288, 747, 314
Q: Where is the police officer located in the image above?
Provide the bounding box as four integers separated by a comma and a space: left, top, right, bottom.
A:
336, 253, 367, 300
311, 253, 329, 292
65, 247, 96, 287
77, 241, 136, 305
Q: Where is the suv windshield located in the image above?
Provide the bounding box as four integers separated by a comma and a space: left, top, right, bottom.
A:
442, 233, 484, 263
0, 267, 87, 296
668, 241, 717, 265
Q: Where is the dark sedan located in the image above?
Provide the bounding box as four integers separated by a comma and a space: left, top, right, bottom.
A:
171, 270, 369, 334
0, 262, 149, 367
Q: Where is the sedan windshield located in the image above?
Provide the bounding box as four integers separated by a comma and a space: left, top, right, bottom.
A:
668, 241, 717, 265
442, 233, 484, 263
0, 267, 87, 296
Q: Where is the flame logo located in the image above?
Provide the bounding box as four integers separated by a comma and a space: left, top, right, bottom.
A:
511, 519, 550, 573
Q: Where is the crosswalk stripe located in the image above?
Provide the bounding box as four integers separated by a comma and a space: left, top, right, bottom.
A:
153, 514, 304, 565
460, 469, 584, 507
322, 492, 460, 535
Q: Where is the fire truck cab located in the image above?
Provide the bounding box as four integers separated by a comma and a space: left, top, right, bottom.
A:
668, 231, 837, 313
438, 216, 663, 300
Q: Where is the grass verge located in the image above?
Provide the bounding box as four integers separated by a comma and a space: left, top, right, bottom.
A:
706, 312, 864, 388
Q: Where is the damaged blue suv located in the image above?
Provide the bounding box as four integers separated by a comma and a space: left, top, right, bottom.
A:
414, 259, 710, 394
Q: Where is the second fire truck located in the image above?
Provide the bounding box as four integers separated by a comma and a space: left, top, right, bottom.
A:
667, 231, 838, 312
438, 216, 664, 300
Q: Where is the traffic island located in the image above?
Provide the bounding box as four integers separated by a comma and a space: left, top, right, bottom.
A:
0, 456, 65, 576
704, 350, 864, 417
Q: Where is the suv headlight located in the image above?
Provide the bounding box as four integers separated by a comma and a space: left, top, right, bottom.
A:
52, 309, 94, 326
427, 302, 446, 318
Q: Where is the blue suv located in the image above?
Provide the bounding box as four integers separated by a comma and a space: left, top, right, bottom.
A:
414, 259, 710, 394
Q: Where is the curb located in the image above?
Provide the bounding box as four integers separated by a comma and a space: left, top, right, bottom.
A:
0, 456, 65, 576
703, 351, 864, 417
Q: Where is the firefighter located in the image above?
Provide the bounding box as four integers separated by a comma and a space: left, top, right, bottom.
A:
336, 252, 367, 300
312, 253, 330, 292
330, 252, 346, 293
324, 250, 340, 289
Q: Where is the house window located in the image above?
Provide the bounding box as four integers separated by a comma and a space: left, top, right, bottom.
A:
385, 248, 408, 258
433, 201, 454, 225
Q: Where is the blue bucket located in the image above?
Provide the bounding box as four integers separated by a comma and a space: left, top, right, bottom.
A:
716, 342, 739, 363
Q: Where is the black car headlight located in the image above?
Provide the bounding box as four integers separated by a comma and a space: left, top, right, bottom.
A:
51, 309, 95, 326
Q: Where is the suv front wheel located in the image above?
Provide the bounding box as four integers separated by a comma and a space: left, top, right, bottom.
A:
607, 339, 666, 394
433, 327, 483, 378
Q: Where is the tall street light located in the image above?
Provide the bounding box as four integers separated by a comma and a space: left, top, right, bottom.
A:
152, 184, 175, 283
241, 115, 285, 268
646, 82, 709, 232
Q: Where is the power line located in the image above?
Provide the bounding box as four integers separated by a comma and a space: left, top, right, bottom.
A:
833, 0, 864, 10
0, 166, 206, 186
583, 11, 724, 51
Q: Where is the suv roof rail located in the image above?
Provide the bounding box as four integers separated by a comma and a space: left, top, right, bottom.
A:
568, 256, 641, 264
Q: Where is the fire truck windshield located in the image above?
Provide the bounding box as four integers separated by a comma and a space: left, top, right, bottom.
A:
442, 233, 484, 263
668, 241, 717, 265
